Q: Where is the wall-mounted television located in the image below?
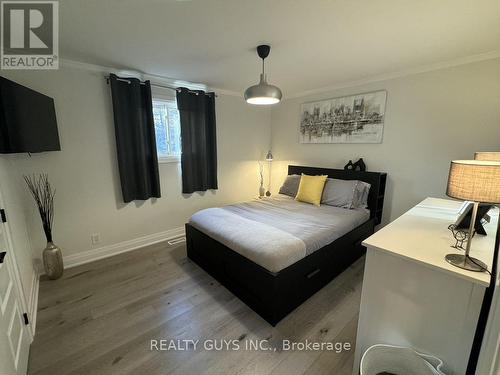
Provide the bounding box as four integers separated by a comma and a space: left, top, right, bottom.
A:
0, 76, 60, 153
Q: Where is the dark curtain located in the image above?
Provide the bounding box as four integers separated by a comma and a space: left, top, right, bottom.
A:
109, 74, 161, 203
176, 88, 218, 194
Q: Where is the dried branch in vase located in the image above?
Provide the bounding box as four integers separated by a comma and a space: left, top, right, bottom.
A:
24, 174, 56, 243
259, 161, 264, 187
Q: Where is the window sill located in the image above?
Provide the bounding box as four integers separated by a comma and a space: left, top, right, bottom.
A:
158, 157, 180, 164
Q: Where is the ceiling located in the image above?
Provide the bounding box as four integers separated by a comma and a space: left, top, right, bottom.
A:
60, 0, 500, 96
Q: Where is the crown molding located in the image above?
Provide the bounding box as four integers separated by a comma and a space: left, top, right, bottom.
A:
286, 49, 500, 99
208, 87, 242, 98
60, 57, 244, 96
60, 58, 108, 73
60, 58, 208, 91
61, 49, 500, 100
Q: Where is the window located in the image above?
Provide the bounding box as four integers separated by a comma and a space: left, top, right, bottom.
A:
152, 98, 181, 162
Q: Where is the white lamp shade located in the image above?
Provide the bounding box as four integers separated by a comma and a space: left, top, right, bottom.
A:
446, 160, 500, 203
474, 151, 500, 162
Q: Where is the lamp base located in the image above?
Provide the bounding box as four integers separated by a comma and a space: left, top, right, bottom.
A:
445, 254, 487, 272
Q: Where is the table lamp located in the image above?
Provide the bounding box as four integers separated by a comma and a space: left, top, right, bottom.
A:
265, 150, 273, 197
475, 151, 500, 162
445, 160, 500, 271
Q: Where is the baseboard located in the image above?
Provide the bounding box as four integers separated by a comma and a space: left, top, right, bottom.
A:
27, 264, 41, 338
30, 227, 184, 334
64, 226, 185, 269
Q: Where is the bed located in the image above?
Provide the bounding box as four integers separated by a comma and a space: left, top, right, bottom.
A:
186, 165, 387, 326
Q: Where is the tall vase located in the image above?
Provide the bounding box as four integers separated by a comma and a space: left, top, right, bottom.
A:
259, 185, 265, 197
43, 242, 63, 280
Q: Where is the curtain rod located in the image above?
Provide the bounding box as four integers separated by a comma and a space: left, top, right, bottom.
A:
104, 76, 217, 97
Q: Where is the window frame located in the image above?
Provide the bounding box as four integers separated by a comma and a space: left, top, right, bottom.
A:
152, 94, 181, 164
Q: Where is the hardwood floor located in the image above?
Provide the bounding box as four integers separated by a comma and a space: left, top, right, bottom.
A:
29, 240, 364, 375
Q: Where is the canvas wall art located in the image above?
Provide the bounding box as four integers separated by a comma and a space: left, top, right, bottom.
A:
299, 90, 387, 144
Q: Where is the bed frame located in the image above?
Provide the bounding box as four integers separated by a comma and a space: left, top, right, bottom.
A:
186, 165, 387, 326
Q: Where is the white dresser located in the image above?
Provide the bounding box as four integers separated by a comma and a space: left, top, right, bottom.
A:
353, 197, 498, 375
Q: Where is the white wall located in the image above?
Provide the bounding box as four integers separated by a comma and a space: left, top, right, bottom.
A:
1, 65, 271, 260
2, 56, 499, 274
270, 58, 500, 224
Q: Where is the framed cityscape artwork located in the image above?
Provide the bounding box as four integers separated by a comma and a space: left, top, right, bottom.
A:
299, 90, 387, 143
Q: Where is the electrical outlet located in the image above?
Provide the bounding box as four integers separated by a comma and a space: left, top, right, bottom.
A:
91, 233, 100, 246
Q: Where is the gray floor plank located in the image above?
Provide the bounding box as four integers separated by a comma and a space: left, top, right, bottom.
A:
29, 241, 363, 375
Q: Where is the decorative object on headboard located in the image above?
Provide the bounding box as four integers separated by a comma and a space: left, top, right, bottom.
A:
299, 90, 387, 144
344, 160, 354, 170
352, 158, 367, 171
344, 158, 366, 171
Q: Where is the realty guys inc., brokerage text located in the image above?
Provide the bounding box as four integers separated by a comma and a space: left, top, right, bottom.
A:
151, 339, 352, 353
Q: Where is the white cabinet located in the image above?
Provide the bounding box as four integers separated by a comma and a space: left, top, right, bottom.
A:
353, 198, 497, 375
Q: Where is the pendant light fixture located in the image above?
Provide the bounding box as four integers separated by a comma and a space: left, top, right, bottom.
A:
244, 45, 282, 105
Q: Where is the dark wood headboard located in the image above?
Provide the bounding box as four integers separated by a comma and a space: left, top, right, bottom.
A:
288, 165, 387, 225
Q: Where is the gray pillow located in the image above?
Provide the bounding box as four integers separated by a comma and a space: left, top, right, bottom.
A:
355, 181, 371, 209
279, 174, 301, 197
321, 178, 371, 209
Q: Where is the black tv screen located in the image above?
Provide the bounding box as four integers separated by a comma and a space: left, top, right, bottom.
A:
0, 76, 60, 153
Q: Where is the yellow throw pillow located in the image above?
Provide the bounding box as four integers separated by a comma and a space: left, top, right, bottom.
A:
295, 174, 328, 206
